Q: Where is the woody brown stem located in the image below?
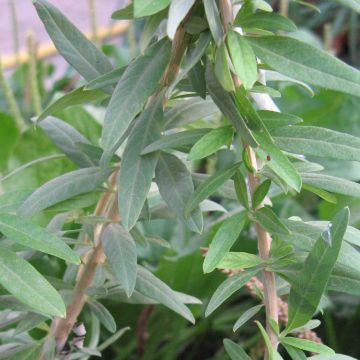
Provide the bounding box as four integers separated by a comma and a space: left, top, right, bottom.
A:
219, 0, 279, 355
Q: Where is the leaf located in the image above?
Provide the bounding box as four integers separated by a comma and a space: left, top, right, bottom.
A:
255, 131, 302, 192
234, 170, 250, 209
134, 0, 170, 17
135, 265, 195, 323
252, 179, 271, 209
223, 339, 252, 360
37, 87, 107, 122
286, 208, 349, 333
337, 0, 360, 12
309, 355, 358, 360
14, 313, 48, 335
302, 184, 337, 204
246, 35, 360, 97
101, 39, 171, 151
188, 126, 234, 160
258, 110, 303, 130
33, 0, 112, 81
206, 63, 258, 147
301, 172, 360, 198
254, 206, 290, 235
112, 4, 134, 19
235, 11, 297, 32
0, 190, 33, 214
228, 31, 258, 90
217, 252, 263, 270
272, 126, 360, 161
186, 162, 240, 216
118, 97, 163, 230
280, 337, 335, 355
233, 304, 264, 332
39, 116, 94, 167
164, 98, 219, 129
203, 0, 224, 46
255, 320, 278, 360
18, 167, 112, 217
0, 246, 66, 317
283, 344, 307, 360
167, 0, 195, 39
215, 42, 235, 92
0, 214, 80, 264
205, 267, 260, 316
0, 113, 19, 172
155, 153, 203, 233
142, 128, 211, 155
88, 299, 117, 333
102, 224, 137, 297
203, 212, 248, 274
85, 66, 127, 90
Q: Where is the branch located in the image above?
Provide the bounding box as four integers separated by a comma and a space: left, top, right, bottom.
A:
219, 0, 279, 354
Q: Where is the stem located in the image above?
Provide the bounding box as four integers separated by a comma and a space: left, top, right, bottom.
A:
219, 0, 279, 355
280, 0, 289, 17
88, 0, 99, 46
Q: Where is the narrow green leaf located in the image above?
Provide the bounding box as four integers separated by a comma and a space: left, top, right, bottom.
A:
102, 224, 137, 297
203, 0, 224, 46
37, 86, 107, 122
258, 110, 303, 130
302, 184, 337, 204
0, 246, 66, 317
14, 313, 48, 335
142, 128, 211, 155
228, 31, 258, 90
134, 0, 170, 17
283, 344, 307, 360
204, 212, 248, 273
255, 131, 302, 192
280, 337, 335, 355
234, 170, 250, 209
39, 116, 94, 167
119, 97, 163, 230
186, 162, 240, 216
101, 39, 171, 151
218, 252, 263, 270
223, 339, 252, 360
233, 304, 264, 332
33, 0, 112, 81
301, 173, 360, 198
0, 214, 80, 264
247, 35, 360, 97
18, 167, 112, 217
188, 126, 234, 160
252, 179, 271, 209
85, 66, 126, 90
255, 320, 277, 360
0, 190, 33, 214
88, 299, 117, 333
215, 42, 235, 92
167, 0, 195, 39
286, 208, 349, 333
135, 265, 195, 323
272, 126, 360, 161
254, 206, 290, 235
206, 63, 258, 147
205, 267, 260, 316
111, 4, 133, 19
155, 153, 203, 233
235, 11, 297, 32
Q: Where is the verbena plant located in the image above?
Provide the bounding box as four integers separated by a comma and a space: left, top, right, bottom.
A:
1, 0, 360, 358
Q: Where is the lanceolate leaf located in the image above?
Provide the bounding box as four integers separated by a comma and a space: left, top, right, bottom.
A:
33, 0, 112, 81
134, 0, 170, 17
88, 299, 117, 333
142, 128, 211, 155
186, 162, 240, 216
203, 212, 248, 274
258, 110, 303, 130
272, 126, 360, 161
39, 116, 94, 167
254, 206, 291, 235
102, 224, 137, 297
118, 97, 164, 230
206, 63, 258, 147
135, 265, 195, 323
223, 339, 252, 360
252, 179, 271, 209
188, 126, 234, 160
203, 0, 224, 46
0, 214, 80, 264
0, 190, 33, 214
18, 167, 112, 217
167, 0, 196, 39
101, 39, 171, 151
215, 42, 235, 92
280, 337, 335, 355
286, 208, 349, 333
233, 304, 264, 332
206, 267, 260, 316
218, 252, 263, 270
85, 66, 127, 91
247, 35, 360, 97
155, 153, 203, 233
0, 246, 66, 317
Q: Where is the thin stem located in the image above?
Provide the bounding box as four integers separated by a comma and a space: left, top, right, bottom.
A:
219, 0, 279, 355
88, 0, 99, 46
280, 0, 289, 17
